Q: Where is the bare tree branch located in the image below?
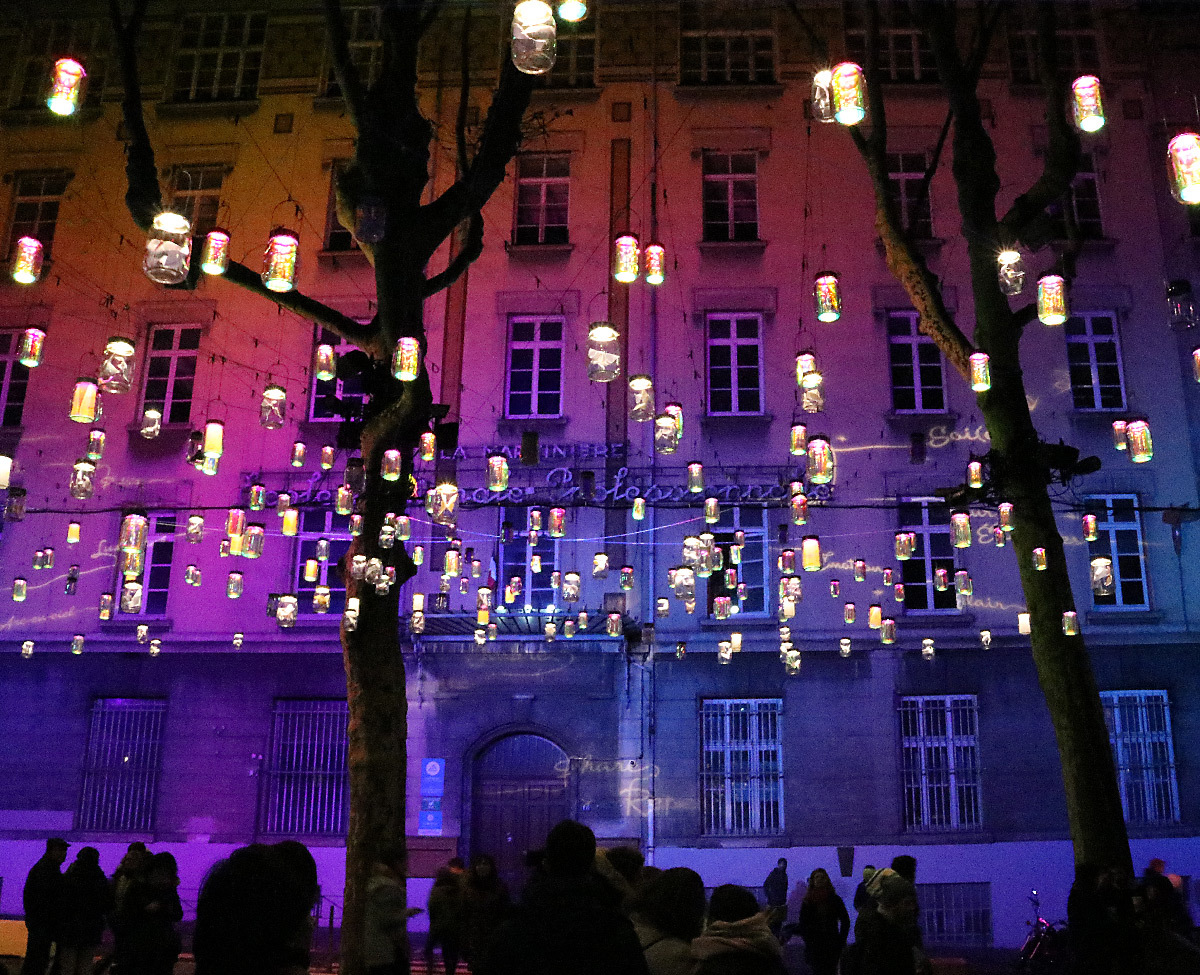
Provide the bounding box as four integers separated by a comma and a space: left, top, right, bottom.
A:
456, 3, 473, 179
322, 0, 367, 128
966, 1, 1007, 86
422, 212, 483, 297
918, 108, 954, 207
781, 0, 830, 62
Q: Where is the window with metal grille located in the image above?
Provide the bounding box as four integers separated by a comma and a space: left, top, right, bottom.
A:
6, 171, 72, 259
1085, 495, 1148, 610
320, 6, 381, 97
888, 311, 945, 413
1008, 4, 1099, 84
506, 316, 563, 418
702, 151, 759, 242
845, 3, 938, 83
294, 508, 352, 616
900, 695, 981, 832
1065, 312, 1125, 411
1048, 153, 1103, 239
168, 165, 225, 237
542, 20, 594, 89
898, 498, 958, 613
0, 331, 31, 427
260, 700, 349, 836
707, 507, 767, 616
1100, 690, 1179, 826
13, 20, 110, 109
707, 312, 763, 415
78, 699, 167, 832
514, 154, 570, 246
309, 325, 369, 422
700, 699, 783, 837
171, 12, 266, 103
918, 882, 993, 947
117, 514, 176, 617
141, 325, 201, 425
680, 1, 775, 85
886, 152, 934, 239
500, 507, 558, 611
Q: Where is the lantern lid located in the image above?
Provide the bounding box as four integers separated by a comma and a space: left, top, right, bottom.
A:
75, 376, 98, 387
152, 211, 191, 235
105, 336, 136, 356
588, 322, 619, 341
628, 374, 652, 390
262, 384, 286, 400
268, 227, 299, 244
206, 227, 230, 240
813, 68, 833, 86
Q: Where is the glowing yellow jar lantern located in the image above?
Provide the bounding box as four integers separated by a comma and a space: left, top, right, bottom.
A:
806, 435, 834, 484
281, 509, 299, 536
419, 431, 436, 461
67, 521, 81, 544
997, 248, 1025, 296
653, 414, 678, 454
335, 485, 354, 516
951, 510, 972, 548
143, 211, 192, 285
1167, 132, 1200, 205
701, 497, 718, 524
632, 497, 646, 520
1082, 513, 1098, 541
120, 513, 149, 553
262, 229, 299, 292
814, 273, 841, 322
432, 483, 459, 526
969, 352, 991, 392
444, 549, 462, 577
587, 323, 621, 382
967, 461, 984, 489
243, 524, 265, 559
12, 237, 44, 285
48, 58, 86, 115
1032, 547, 1047, 571
880, 618, 897, 644
791, 492, 808, 526
1062, 611, 1081, 636
225, 509, 247, 538
511, 0, 557, 74
867, 603, 882, 629
831, 61, 866, 125
612, 234, 639, 283
390, 337, 419, 381
795, 351, 821, 389
629, 375, 654, 422
320, 445, 334, 470
998, 502, 1014, 532
70, 379, 99, 423
375, 448, 401, 482
643, 242, 665, 285
203, 420, 224, 459
259, 385, 287, 429
19, 327, 45, 366
895, 531, 915, 560
1071, 75, 1105, 133
0, 455, 10, 490
1126, 419, 1152, 463
487, 453, 510, 492
1037, 274, 1068, 326
801, 536, 821, 572
687, 461, 704, 494
199, 229, 230, 275
1193, 348, 1200, 384
1112, 419, 1127, 451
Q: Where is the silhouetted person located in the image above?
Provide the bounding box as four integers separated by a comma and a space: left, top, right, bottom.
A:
475, 819, 648, 975
461, 854, 509, 968
22, 838, 68, 975
424, 860, 466, 975
364, 845, 421, 975
889, 856, 916, 884
854, 866, 878, 916
628, 867, 705, 975
797, 868, 849, 975
1068, 863, 1108, 975
762, 858, 788, 940
692, 884, 786, 975
850, 873, 925, 975
58, 848, 113, 975
117, 853, 182, 975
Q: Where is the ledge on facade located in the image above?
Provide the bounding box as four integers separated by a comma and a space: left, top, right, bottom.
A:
697, 239, 768, 257
153, 99, 260, 121
100, 618, 174, 634
530, 85, 602, 104
673, 83, 784, 102
125, 423, 191, 451
875, 81, 945, 99
900, 612, 977, 629
699, 411, 773, 429
1, 106, 102, 128
874, 236, 946, 258
316, 248, 371, 269
1085, 609, 1164, 626
496, 416, 569, 435
504, 242, 575, 259
312, 95, 351, 114
884, 409, 959, 428
697, 615, 775, 631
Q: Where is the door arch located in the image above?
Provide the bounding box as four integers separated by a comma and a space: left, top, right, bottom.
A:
470, 733, 570, 893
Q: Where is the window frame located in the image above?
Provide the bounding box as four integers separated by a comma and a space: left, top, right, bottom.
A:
5, 171, 72, 260
308, 325, 369, 423
170, 12, 267, 104
917, 882, 993, 948
706, 506, 768, 617
13, 19, 110, 110
699, 698, 784, 838
1064, 311, 1126, 412
505, 314, 564, 420
167, 164, 226, 237
887, 311, 946, 414
886, 151, 934, 239
1085, 495, 1149, 611
705, 311, 765, 417
899, 694, 983, 833
1100, 690, 1180, 826
845, 4, 938, 84
1047, 153, 1104, 240
77, 698, 167, 833
0, 331, 32, 428
259, 699, 350, 837
541, 19, 595, 89
701, 150, 760, 243
293, 507, 353, 617
898, 497, 958, 614
318, 6, 382, 97
140, 324, 202, 426
513, 153, 571, 246
1007, 5, 1099, 85
116, 512, 176, 618
499, 507, 559, 612
679, 2, 776, 86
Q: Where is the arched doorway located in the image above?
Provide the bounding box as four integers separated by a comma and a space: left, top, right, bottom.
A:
470, 733, 570, 893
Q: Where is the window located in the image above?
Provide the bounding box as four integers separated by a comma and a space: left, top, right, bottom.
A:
888, 311, 945, 413
680, 1, 775, 86
13, 20, 110, 110
886, 152, 934, 239
1065, 312, 1125, 411
117, 514, 176, 617
323, 161, 357, 252
514, 154, 570, 246
309, 326, 369, 423
900, 695, 982, 832
1048, 154, 1103, 239
260, 700, 350, 836
1008, 4, 1098, 84
845, 4, 938, 83
699, 699, 783, 837
168, 165, 225, 237
320, 6, 381, 97
1100, 691, 1179, 826
543, 20, 594, 88
6, 171, 72, 259
0, 331, 31, 427
702, 151, 759, 242
500, 507, 557, 611
293, 508, 352, 616
707, 507, 767, 616
77, 698, 167, 832
141, 325, 200, 425
706, 312, 763, 415
918, 883, 993, 948
171, 12, 267, 103
506, 316, 563, 418
1085, 495, 1149, 610
898, 498, 957, 613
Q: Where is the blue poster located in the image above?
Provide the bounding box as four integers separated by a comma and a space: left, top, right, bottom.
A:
418, 796, 442, 836
421, 758, 445, 797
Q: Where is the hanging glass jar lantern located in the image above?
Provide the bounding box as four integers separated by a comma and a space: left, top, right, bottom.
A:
664, 401, 684, 443
714, 595, 732, 620
702, 497, 720, 524
865, 603, 882, 629
11, 237, 44, 285
0, 454, 11, 491
262, 229, 299, 292
69, 458, 95, 499
444, 549, 462, 577
139, 407, 162, 440
96, 591, 114, 621
969, 352, 991, 392
67, 521, 81, 544
778, 549, 796, 575
1168, 132, 1200, 204
951, 510, 971, 547
801, 536, 821, 572
97, 336, 137, 394
310, 345, 337, 386
119, 580, 144, 614
310, 586, 331, 614
795, 351, 822, 389
686, 461, 704, 494
934, 567, 949, 591
895, 531, 915, 560
331, 485, 352, 517
632, 496, 646, 520
967, 460, 984, 489
612, 234, 639, 283
1032, 547, 1048, 571
894, 582, 906, 601
259, 385, 287, 429
813, 273, 842, 322
5, 487, 26, 522
853, 559, 867, 582
1090, 555, 1114, 596
841, 601, 856, 624
1110, 419, 1127, 452
225, 508, 246, 539
143, 211, 192, 285
653, 414, 678, 454
276, 594, 298, 628
392, 337, 420, 381
511, 0, 556, 74
619, 565, 635, 591
419, 431, 437, 462
996, 248, 1026, 296
789, 423, 808, 456
548, 507, 566, 537
84, 428, 106, 461
1037, 274, 1068, 325
320, 445, 335, 470
806, 435, 834, 484
47, 57, 87, 115
830, 579, 840, 597
432, 482, 459, 526
811, 68, 835, 122
198, 228, 230, 275
120, 513, 149, 553
1062, 610, 1081, 637
19, 327, 45, 367
880, 618, 897, 644
586, 323, 621, 382
997, 502, 1014, 532
1070, 75, 1105, 133
921, 637, 935, 661
562, 571, 581, 603
487, 453, 510, 492
790, 492, 808, 526
831, 61, 866, 125
1126, 419, 1152, 463
243, 524, 265, 559
285, 441, 303, 467
396, 516, 411, 541
629, 375, 654, 422
70, 634, 85, 655
70, 379, 100, 423
1082, 513, 1099, 541
643, 241, 666, 285
200, 420, 223, 460
1193, 348, 1200, 384
12, 577, 27, 602
954, 570, 972, 596
592, 552, 609, 579
278, 508, 298, 537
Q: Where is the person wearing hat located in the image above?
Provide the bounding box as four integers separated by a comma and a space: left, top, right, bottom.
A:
22, 838, 69, 975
